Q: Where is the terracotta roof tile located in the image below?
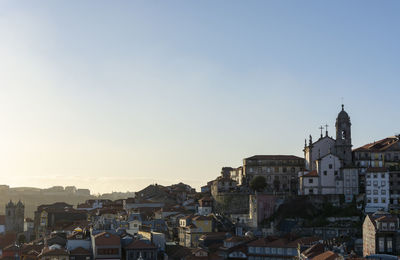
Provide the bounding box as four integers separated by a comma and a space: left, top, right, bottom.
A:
303, 170, 318, 177
125, 240, 156, 250
93, 232, 120, 246
310, 251, 339, 260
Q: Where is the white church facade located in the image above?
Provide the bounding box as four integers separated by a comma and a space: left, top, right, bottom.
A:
299, 105, 359, 202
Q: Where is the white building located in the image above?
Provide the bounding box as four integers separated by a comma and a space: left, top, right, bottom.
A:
299, 154, 358, 198
365, 167, 390, 213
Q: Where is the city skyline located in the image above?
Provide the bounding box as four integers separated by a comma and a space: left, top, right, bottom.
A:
1, 1, 399, 193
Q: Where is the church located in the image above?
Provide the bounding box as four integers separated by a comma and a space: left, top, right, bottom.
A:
298, 105, 359, 202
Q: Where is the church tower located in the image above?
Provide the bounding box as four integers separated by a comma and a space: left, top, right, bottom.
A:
335, 104, 352, 166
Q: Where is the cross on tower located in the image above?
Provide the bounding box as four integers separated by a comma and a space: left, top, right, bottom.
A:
325, 124, 329, 136
319, 126, 324, 138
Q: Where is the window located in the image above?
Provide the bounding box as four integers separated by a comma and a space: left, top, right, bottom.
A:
374, 198, 378, 203
382, 198, 386, 203
334, 171, 338, 176
373, 190, 378, 195
387, 238, 393, 252
373, 181, 378, 186
367, 198, 371, 203
283, 167, 287, 173
381, 173, 385, 178
309, 189, 314, 194
367, 190, 371, 195
381, 190, 386, 195
324, 171, 327, 176
367, 181, 371, 186
367, 173, 371, 178
389, 222, 395, 230
373, 174, 377, 178
379, 237, 385, 252
308, 179, 313, 183
329, 164, 333, 169
381, 181, 386, 186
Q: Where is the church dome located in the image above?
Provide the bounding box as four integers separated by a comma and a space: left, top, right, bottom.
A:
337, 104, 350, 120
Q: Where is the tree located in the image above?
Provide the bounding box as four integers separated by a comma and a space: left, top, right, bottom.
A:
250, 176, 267, 192
273, 178, 280, 191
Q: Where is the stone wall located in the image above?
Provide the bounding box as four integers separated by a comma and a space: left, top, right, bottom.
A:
212, 192, 249, 214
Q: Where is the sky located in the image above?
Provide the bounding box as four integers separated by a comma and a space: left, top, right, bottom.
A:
0, 1, 399, 194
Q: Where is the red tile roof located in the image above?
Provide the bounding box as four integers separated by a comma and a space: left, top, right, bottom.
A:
93, 232, 120, 246
303, 170, 318, 177
69, 247, 91, 255
310, 251, 339, 260
366, 167, 388, 173
245, 155, 303, 160
38, 248, 69, 257
354, 136, 400, 152
125, 239, 157, 250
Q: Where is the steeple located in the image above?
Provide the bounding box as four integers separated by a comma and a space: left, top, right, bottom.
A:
335, 104, 352, 166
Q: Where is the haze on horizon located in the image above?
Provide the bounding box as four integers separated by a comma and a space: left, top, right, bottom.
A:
0, 1, 399, 194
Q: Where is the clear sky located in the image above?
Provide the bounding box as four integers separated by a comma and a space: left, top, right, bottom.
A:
0, 1, 399, 194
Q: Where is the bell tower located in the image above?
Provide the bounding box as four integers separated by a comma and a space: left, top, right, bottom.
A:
335, 104, 352, 166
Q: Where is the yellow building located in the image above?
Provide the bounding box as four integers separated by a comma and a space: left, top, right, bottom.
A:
178, 215, 213, 247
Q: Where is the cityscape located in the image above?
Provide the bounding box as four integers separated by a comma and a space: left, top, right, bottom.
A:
1, 105, 399, 259
1, 1, 400, 260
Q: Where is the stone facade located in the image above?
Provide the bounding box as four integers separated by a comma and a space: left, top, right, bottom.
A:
5, 200, 24, 234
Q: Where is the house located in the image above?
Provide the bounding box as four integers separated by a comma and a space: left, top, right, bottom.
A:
91, 232, 121, 260
247, 236, 320, 260
38, 246, 69, 260
363, 211, 399, 256
365, 167, 390, 213
197, 197, 213, 216
126, 213, 143, 235
67, 231, 91, 251
353, 135, 400, 197
69, 247, 92, 260
124, 239, 157, 260
178, 215, 213, 247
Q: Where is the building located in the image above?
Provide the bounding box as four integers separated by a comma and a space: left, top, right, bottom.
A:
243, 155, 304, 194
304, 105, 353, 171
248, 194, 279, 228
38, 246, 69, 260
197, 197, 213, 216
354, 136, 400, 171
91, 232, 121, 260
178, 215, 213, 247
247, 236, 319, 260
365, 168, 390, 213
5, 200, 24, 234
299, 105, 359, 200
354, 136, 400, 207
124, 240, 157, 260
69, 247, 92, 260
363, 211, 399, 256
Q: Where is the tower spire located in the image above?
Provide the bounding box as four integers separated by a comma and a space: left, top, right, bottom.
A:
325, 124, 329, 137
319, 126, 323, 138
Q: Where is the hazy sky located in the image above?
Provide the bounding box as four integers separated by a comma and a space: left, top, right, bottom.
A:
0, 1, 399, 194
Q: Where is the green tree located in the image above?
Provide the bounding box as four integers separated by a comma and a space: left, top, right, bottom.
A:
250, 176, 267, 192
